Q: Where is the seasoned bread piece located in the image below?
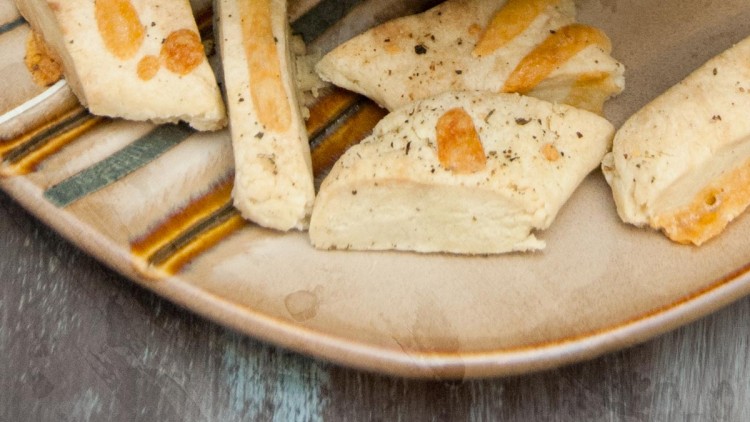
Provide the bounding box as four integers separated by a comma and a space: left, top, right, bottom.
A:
602, 36, 750, 246
215, 0, 315, 231
14, 0, 226, 130
315, 0, 624, 114
310, 91, 614, 254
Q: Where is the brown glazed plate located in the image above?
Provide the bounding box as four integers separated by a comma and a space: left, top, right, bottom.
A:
2, 0, 750, 379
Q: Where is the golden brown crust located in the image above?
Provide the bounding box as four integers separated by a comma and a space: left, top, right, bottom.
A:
650, 158, 750, 245
240, 0, 291, 134
503, 24, 612, 94
436, 108, 487, 174
473, 0, 560, 57
24, 30, 63, 87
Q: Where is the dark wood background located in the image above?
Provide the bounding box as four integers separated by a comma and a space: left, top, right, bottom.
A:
2, 189, 750, 421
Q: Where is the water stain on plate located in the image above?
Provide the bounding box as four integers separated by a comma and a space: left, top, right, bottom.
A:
285, 290, 321, 322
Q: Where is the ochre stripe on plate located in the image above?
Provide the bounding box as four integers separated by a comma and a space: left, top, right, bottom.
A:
1, 105, 85, 158
305, 88, 360, 140
310, 98, 387, 178
131, 175, 246, 274
149, 204, 245, 274
1, 106, 105, 172
44, 123, 195, 207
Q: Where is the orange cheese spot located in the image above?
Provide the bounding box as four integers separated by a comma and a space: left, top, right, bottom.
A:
541, 143, 560, 161
240, 0, 291, 134
160, 29, 205, 75
436, 108, 487, 174
473, 0, 560, 57
24, 30, 63, 86
137, 55, 160, 80
651, 159, 750, 246
503, 24, 612, 94
95, 0, 145, 60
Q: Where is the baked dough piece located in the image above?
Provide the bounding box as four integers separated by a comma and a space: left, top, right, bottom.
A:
14, 0, 226, 130
315, 0, 624, 114
602, 36, 750, 246
215, 0, 315, 231
310, 91, 614, 254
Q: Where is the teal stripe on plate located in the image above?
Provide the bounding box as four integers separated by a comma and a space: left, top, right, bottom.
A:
0, 17, 24, 36
44, 123, 194, 207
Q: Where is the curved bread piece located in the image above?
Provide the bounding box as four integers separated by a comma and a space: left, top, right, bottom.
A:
215, 0, 315, 231
14, 0, 226, 131
310, 91, 615, 254
602, 36, 750, 246
315, 0, 624, 114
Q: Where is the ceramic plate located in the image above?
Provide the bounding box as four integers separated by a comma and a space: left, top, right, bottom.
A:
2, 0, 750, 379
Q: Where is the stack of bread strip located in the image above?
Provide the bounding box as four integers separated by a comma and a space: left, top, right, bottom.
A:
309, 0, 624, 253
13, 0, 626, 253
313, 0, 750, 250
18, 0, 749, 251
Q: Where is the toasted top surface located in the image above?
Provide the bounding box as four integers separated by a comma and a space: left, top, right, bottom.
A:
15, 0, 226, 130
315, 0, 623, 113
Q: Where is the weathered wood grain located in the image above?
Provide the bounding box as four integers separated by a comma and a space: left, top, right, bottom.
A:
3, 189, 750, 420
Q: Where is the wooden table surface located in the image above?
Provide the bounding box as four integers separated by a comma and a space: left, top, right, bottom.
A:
2, 188, 750, 421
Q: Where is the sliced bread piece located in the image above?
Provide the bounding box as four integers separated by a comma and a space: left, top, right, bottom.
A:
14, 0, 226, 130
602, 35, 750, 245
315, 0, 624, 114
310, 91, 614, 254
215, 0, 315, 231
